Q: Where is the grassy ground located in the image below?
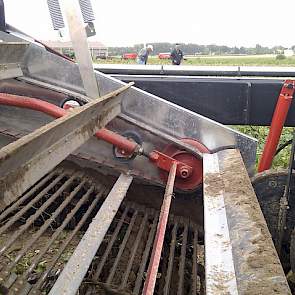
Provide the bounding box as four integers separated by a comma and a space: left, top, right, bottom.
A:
96, 55, 295, 66
233, 126, 294, 170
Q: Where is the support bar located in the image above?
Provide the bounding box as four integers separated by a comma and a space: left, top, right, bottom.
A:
258, 80, 295, 172
142, 162, 177, 295
0, 84, 131, 209
203, 149, 291, 294
60, 0, 100, 98
49, 173, 133, 295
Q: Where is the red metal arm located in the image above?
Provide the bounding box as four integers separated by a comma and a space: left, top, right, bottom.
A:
0, 93, 138, 155
258, 80, 295, 172
0, 93, 194, 179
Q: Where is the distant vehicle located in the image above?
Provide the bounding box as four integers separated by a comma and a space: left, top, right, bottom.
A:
122, 53, 138, 60
96, 52, 108, 60
158, 53, 171, 59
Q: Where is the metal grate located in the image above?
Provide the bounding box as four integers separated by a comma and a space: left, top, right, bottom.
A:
82, 204, 204, 295
0, 167, 204, 295
0, 167, 108, 294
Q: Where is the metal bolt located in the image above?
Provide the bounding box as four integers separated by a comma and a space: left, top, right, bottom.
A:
179, 167, 190, 179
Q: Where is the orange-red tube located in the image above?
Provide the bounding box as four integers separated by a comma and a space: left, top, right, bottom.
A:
258, 82, 294, 172
0, 93, 138, 154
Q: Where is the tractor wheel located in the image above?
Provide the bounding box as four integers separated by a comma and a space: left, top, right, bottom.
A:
252, 169, 295, 273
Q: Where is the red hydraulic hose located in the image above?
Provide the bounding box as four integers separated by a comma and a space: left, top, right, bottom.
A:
0, 93, 66, 117
258, 80, 295, 172
0, 93, 138, 155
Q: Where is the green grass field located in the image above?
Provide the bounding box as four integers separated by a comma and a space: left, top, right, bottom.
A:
233, 126, 293, 170
96, 55, 295, 66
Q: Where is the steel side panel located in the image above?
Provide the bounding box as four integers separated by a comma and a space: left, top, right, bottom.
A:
19, 41, 257, 174
0, 31, 257, 183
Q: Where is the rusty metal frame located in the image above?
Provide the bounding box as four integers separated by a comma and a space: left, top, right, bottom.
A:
49, 173, 133, 295
0, 83, 132, 209
142, 162, 177, 295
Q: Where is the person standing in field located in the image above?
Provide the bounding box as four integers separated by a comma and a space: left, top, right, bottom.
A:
170, 43, 184, 65
137, 44, 153, 65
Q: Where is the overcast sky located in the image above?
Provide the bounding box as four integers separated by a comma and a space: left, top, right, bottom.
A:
3, 0, 295, 47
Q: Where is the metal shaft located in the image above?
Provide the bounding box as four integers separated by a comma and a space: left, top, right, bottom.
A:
142, 162, 177, 295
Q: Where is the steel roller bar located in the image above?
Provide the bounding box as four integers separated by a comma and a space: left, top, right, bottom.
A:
0, 83, 131, 209
49, 173, 133, 295
142, 161, 177, 295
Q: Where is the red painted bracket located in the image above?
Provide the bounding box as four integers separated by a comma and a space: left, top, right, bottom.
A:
149, 150, 193, 179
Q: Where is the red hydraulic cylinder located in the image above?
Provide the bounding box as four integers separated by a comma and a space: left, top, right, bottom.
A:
258, 80, 295, 172
0, 93, 138, 155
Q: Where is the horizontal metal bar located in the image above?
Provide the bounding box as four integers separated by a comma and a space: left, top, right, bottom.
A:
95, 63, 295, 78
0, 83, 132, 209
49, 173, 133, 295
203, 150, 291, 294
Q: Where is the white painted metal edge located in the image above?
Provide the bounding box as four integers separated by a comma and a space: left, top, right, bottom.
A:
203, 153, 238, 295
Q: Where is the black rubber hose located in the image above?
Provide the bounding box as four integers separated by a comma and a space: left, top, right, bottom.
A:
275, 139, 293, 155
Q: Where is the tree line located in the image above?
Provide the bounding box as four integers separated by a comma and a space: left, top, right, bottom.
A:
108, 43, 295, 56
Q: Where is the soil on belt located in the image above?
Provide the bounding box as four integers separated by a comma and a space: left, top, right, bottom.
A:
221, 150, 291, 295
